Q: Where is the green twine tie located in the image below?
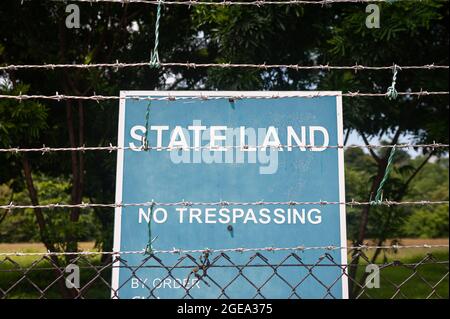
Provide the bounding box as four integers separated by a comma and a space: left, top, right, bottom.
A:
149, 0, 162, 68
142, 100, 151, 151
386, 64, 399, 100
143, 0, 161, 151
144, 202, 158, 255
143, 0, 157, 246
142, 109, 156, 255
370, 145, 397, 205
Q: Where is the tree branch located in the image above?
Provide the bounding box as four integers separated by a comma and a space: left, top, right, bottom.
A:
344, 129, 351, 146
398, 150, 436, 199
359, 131, 381, 163
391, 127, 402, 146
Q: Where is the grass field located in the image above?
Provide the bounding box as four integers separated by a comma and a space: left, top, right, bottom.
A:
0, 239, 448, 299
352, 250, 448, 299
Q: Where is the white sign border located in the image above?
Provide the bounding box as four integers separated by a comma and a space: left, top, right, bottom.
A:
111, 91, 348, 299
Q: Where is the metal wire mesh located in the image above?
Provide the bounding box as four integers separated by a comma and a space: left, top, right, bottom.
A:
0, 249, 448, 299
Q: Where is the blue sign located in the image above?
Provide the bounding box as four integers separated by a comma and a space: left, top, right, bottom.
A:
112, 91, 348, 299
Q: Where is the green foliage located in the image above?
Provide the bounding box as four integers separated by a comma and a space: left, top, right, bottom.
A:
327, 2, 443, 56
345, 148, 449, 239
0, 84, 48, 147
0, 175, 100, 244
0, 83, 49, 191
324, 2, 448, 146
401, 157, 449, 238
408, 157, 449, 200
402, 206, 449, 238
344, 148, 374, 239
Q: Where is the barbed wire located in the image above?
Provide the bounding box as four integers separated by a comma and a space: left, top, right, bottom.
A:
3, 0, 449, 290
0, 91, 448, 102
0, 143, 448, 154
1, 62, 449, 72
1, 243, 448, 257
36, 0, 449, 6
1, 200, 448, 210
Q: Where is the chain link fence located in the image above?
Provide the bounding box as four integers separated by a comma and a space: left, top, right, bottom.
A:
1, 248, 448, 299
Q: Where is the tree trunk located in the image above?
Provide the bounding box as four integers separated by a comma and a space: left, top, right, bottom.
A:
348, 129, 402, 297
65, 100, 80, 257
347, 163, 387, 297
22, 155, 55, 252
21, 154, 75, 298
58, 15, 83, 258
350, 147, 435, 297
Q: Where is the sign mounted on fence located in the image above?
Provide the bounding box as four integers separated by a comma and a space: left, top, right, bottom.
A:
112, 91, 348, 299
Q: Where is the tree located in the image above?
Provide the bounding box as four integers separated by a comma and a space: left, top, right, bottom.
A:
1, 1, 206, 257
